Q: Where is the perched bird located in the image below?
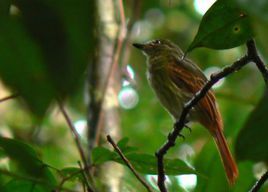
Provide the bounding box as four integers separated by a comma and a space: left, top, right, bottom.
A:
133, 39, 238, 184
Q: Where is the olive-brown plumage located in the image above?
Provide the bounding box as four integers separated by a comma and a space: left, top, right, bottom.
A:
133, 39, 238, 184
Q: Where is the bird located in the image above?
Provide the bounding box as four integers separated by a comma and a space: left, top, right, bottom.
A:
133, 39, 238, 184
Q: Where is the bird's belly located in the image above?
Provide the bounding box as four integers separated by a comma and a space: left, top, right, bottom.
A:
147, 71, 191, 120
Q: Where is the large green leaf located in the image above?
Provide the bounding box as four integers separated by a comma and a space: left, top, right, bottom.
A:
195, 140, 256, 192
0, 1, 94, 117
12, 0, 94, 96
0, 137, 56, 189
115, 153, 196, 175
3, 180, 48, 192
91, 140, 196, 175
0, 0, 10, 17
194, 140, 229, 192
187, 0, 253, 52
235, 89, 268, 162
231, 162, 256, 192
0, 18, 56, 116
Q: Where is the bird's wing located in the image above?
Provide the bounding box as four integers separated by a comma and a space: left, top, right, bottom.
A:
167, 60, 222, 131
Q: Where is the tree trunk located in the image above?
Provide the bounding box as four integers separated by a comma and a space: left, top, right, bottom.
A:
87, 0, 123, 191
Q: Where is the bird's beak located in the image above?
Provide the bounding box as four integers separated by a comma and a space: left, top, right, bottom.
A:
132, 43, 145, 50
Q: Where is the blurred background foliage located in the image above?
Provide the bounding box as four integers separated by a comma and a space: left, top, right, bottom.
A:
0, 0, 267, 191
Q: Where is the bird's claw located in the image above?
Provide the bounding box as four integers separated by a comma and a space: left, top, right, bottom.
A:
184, 124, 192, 133
178, 133, 185, 140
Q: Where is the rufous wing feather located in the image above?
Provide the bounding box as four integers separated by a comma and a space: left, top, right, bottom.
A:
167, 62, 238, 184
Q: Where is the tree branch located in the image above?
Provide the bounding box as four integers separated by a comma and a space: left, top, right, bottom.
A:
249, 171, 268, 192
106, 135, 154, 192
155, 39, 268, 192
0, 94, 19, 103
247, 39, 268, 85
58, 102, 94, 192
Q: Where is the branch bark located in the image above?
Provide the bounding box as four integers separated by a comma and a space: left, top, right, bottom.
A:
249, 171, 268, 192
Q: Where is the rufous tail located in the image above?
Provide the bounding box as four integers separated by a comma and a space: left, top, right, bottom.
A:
213, 129, 239, 185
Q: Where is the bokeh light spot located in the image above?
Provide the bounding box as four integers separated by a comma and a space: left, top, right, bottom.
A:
194, 0, 216, 15
177, 174, 197, 190
204, 67, 225, 89
74, 119, 87, 136
118, 87, 139, 109
127, 65, 135, 80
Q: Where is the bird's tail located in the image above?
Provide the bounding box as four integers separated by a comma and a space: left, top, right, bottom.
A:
213, 128, 239, 185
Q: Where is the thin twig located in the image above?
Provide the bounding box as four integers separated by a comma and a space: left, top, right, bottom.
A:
58, 102, 88, 171
249, 171, 268, 192
58, 102, 94, 192
106, 135, 154, 192
57, 165, 94, 192
0, 93, 19, 103
247, 39, 268, 85
155, 39, 268, 192
78, 161, 93, 192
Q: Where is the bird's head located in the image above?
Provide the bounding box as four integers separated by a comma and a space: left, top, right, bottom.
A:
133, 39, 183, 57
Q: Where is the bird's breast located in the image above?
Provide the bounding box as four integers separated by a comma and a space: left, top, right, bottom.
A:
147, 66, 187, 119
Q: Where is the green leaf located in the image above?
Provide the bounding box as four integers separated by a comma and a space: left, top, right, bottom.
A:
0, 137, 56, 187
92, 145, 195, 175
13, 0, 94, 97
115, 153, 196, 175
187, 0, 253, 52
0, 0, 94, 117
0, 18, 55, 117
232, 162, 256, 192
60, 167, 83, 182
117, 137, 138, 154
194, 140, 230, 191
235, 89, 268, 162
0, 0, 10, 17
195, 140, 256, 191
91, 147, 116, 165
3, 180, 48, 192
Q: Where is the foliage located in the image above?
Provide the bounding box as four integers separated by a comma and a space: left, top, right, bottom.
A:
0, 0, 94, 116
187, 0, 253, 52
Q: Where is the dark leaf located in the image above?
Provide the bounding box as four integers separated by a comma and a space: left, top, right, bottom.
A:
13, 0, 94, 97
0, 0, 10, 17
235, 89, 268, 162
0, 137, 56, 187
0, 0, 94, 117
187, 0, 253, 52
0, 18, 55, 116
3, 180, 48, 192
